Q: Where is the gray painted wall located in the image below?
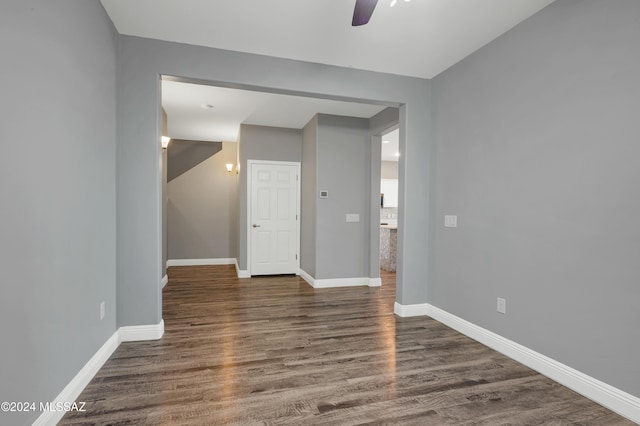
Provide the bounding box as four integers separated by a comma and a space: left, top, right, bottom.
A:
116, 35, 430, 327
370, 107, 400, 135
315, 115, 371, 279
302, 112, 395, 281
168, 142, 238, 260
237, 124, 303, 271
0, 1, 118, 424
234, 126, 243, 264
167, 140, 222, 182
431, 0, 640, 397
117, 39, 163, 327
301, 116, 318, 276
161, 109, 168, 278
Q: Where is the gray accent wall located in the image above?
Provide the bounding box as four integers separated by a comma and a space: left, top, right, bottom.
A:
301, 116, 318, 276
370, 107, 400, 135
161, 109, 168, 278
315, 115, 371, 280
167, 142, 238, 260
117, 39, 163, 327
0, 1, 118, 424
431, 0, 640, 397
302, 111, 396, 281
167, 140, 222, 182
238, 113, 396, 281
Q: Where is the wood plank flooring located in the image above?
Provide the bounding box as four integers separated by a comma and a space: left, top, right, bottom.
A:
60, 266, 633, 425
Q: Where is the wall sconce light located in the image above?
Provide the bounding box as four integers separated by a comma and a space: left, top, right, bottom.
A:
161, 136, 171, 150
225, 163, 234, 173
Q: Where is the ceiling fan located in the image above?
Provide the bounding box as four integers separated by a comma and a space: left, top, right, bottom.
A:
352, 0, 378, 26
352, 0, 410, 26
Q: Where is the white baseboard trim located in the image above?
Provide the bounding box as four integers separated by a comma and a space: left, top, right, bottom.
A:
34, 319, 165, 425
119, 320, 165, 343
298, 269, 315, 286
423, 304, 640, 424
33, 332, 120, 426
394, 301, 429, 317
314, 277, 371, 289
234, 259, 250, 278
236, 270, 250, 278
167, 258, 236, 267
161, 274, 168, 288
298, 269, 380, 289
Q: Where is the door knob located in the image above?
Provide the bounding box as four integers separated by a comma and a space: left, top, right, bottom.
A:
252, 224, 260, 228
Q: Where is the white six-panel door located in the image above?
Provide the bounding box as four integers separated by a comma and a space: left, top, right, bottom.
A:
249, 161, 299, 276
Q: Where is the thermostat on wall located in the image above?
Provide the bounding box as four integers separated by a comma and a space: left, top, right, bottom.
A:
319, 190, 329, 198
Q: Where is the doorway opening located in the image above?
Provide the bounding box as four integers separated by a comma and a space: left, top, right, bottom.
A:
379, 127, 399, 272
160, 75, 404, 315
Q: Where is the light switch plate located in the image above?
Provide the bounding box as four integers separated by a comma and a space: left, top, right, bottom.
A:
497, 297, 506, 314
346, 213, 360, 223
444, 215, 457, 228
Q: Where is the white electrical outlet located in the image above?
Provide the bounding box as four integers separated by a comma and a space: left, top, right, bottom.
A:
100, 301, 105, 320
497, 297, 506, 314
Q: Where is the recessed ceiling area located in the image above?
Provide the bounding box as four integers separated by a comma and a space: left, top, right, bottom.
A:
101, 0, 555, 79
161, 80, 386, 142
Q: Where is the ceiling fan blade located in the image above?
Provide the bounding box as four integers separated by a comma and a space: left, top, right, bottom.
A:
352, 0, 378, 26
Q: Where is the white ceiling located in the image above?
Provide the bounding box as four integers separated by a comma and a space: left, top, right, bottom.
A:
162, 80, 385, 142
101, 0, 555, 79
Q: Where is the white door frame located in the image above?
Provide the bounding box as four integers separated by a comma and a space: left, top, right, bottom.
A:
247, 159, 301, 276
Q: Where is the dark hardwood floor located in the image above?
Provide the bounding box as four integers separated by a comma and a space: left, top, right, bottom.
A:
60, 266, 633, 425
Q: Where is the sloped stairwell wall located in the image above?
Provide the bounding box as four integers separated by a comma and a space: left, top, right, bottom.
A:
167, 141, 238, 261
167, 140, 222, 182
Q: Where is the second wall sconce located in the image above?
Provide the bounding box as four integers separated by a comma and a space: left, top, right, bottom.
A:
161, 136, 171, 150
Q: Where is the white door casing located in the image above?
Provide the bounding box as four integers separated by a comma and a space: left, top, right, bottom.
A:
248, 160, 300, 276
